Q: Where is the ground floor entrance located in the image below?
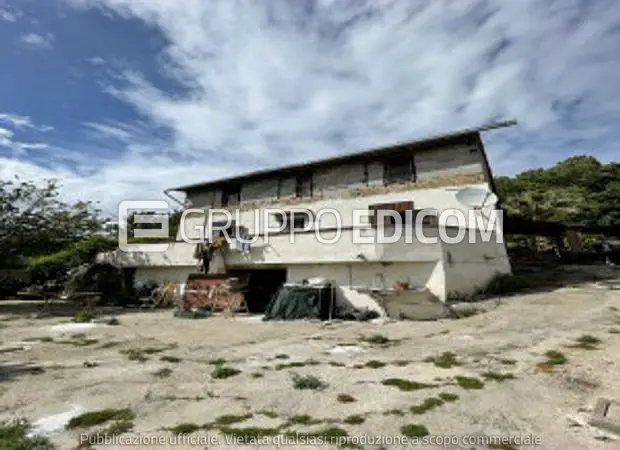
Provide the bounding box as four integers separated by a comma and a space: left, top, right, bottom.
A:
228, 268, 287, 313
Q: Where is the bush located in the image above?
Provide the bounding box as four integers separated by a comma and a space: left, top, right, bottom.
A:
0, 419, 56, 449
28, 236, 117, 283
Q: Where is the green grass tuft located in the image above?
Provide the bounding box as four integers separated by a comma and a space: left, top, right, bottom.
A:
423, 352, 461, 368
0, 419, 56, 449
214, 414, 253, 425
291, 374, 328, 391
455, 376, 485, 390
211, 366, 241, 379
438, 392, 459, 402
336, 394, 356, 403
342, 415, 365, 425
570, 334, 602, 350
481, 372, 515, 382
381, 378, 435, 391
400, 424, 429, 437
410, 397, 444, 414
66, 409, 135, 430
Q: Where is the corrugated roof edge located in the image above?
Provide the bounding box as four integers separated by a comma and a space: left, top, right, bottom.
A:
168, 120, 517, 193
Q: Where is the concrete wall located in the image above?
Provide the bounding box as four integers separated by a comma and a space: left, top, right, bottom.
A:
440, 228, 512, 297
183, 142, 486, 208
182, 183, 494, 241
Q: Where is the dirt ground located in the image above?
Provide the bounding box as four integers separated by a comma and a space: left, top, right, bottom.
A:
1, 278, 620, 450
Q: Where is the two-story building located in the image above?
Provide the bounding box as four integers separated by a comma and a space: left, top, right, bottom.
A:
98, 124, 512, 312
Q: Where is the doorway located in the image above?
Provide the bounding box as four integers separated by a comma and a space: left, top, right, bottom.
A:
228, 268, 287, 313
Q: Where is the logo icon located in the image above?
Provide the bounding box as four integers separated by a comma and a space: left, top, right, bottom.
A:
117, 200, 170, 252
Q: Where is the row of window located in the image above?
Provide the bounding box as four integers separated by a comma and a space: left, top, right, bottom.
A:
220, 155, 416, 206
209, 203, 436, 238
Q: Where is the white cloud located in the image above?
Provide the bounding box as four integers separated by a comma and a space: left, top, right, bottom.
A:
88, 56, 106, 65
0, 113, 54, 132
19, 32, 54, 49
4, 0, 620, 214
1, 10, 16, 22
0, 113, 52, 153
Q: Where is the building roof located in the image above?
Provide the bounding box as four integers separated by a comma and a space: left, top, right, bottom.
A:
168, 120, 516, 193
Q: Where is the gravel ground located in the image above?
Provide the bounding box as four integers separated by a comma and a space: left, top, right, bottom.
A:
1, 281, 620, 450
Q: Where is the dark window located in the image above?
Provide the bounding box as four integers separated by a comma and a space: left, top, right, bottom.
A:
384, 154, 415, 185
274, 212, 312, 232
368, 201, 414, 227
295, 173, 313, 198
221, 184, 241, 206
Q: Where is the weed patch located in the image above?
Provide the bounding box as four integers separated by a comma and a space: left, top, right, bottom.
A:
120, 349, 149, 362
99, 341, 122, 349
381, 378, 435, 391
166, 423, 200, 434
438, 392, 459, 402
0, 419, 56, 449
424, 352, 461, 368
285, 415, 323, 426
292, 374, 328, 391
383, 409, 404, 416
250, 372, 264, 378
609, 328, 620, 334
214, 414, 253, 426
160, 356, 181, 363
211, 366, 241, 379
410, 397, 444, 414
342, 415, 365, 425
499, 358, 517, 366
363, 360, 386, 369
74, 310, 95, 323
536, 350, 567, 372
208, 358, 227, 365
66, 409, 135, 429
275, 359, 320, 370
57, 335, 99, 347
569, 335, 602, 350
329, 361, 346, 367
360, 334, 397, 346
455, 376, 484, 390
400, 424, 429, 437
481, 372, 516, 382
95, 420, 134, 437
274, 354, 290, 360
336, 394, 356, 403
153, 368, 173, 378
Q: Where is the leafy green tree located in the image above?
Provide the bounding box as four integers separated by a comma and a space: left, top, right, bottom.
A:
0, 178, 105, 269
496, 156, 620, 228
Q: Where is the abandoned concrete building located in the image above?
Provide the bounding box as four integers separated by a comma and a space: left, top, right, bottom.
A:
98, 124, 512, 315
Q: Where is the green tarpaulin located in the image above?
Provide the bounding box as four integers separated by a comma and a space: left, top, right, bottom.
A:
263, 284, 334, 321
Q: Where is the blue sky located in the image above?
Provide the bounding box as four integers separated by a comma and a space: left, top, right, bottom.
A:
1, 0, 619, 214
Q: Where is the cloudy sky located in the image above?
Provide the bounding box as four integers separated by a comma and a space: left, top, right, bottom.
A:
1, 0, 619, 215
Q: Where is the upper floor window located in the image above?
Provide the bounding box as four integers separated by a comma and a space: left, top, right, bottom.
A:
221, 184, 241, 206
384, 154, 415, 185
274, 211, 312, 232
295, 173, 313, 198
368, 201, 414, 227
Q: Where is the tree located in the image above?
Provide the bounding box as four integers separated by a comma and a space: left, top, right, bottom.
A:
496, 156, 620, 228
0, 178, 104, 269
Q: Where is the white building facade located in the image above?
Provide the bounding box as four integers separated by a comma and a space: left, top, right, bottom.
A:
98, 127, 512, 308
